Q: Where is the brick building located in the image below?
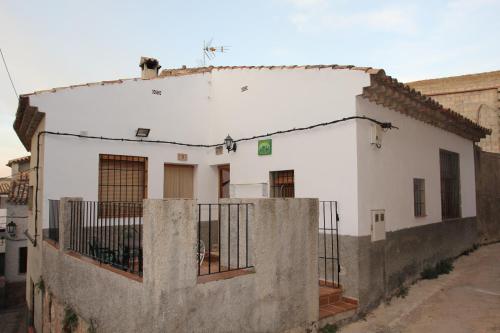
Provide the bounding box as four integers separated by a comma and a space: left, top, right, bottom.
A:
408, 70, 500, 153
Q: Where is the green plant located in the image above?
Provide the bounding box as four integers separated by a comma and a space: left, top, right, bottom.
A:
421, 259, 454, 280
462, 243, 480, 256
421, 266, 439, 279
319, 324, 338, 333
395, 285, 409, 299
35, 276, 45, 294
63, 306, 79, 333
435, 259, 454, 275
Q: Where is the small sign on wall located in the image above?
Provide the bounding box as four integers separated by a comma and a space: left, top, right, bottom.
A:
258, 139, 272, 156
177, 153, 188, 161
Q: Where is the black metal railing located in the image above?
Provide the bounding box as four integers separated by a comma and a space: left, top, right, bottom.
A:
69, 201, 143, 276
197, 203, 253, 276
48, 199, 60, 243
319, 201, 340, 288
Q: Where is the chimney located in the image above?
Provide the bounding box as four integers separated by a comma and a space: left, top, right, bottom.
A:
139, 57, 161, 79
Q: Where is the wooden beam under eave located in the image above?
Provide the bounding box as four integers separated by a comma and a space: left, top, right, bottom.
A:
18, 106, 37, 138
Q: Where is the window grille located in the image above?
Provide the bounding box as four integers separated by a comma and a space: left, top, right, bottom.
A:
98, 154, 147, 203
98, 154, 147, 217
270, 170, 295, 198
413, 178, 425, 217
439, 150, 461, 219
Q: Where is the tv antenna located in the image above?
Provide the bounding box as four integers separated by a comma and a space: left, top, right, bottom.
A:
202, 39, 230, 66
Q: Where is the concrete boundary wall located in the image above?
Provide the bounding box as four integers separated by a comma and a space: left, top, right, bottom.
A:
324, 217, 477, 312
41, 198, 319, 333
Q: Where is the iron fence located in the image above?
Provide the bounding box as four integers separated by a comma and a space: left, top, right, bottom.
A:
319, 201, 340, 288
197, 203, 253, 276
48, 200, 60, 243
69, 201, 143, 276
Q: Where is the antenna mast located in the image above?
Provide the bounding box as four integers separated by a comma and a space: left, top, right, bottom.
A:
202, 39, 230, 66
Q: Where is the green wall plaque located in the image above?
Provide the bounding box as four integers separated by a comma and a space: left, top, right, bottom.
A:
258, 139, 272, 156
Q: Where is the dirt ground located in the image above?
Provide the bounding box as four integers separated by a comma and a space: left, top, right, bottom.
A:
341, 242, 500, 333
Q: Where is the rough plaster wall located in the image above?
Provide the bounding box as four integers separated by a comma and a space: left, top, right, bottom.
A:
42, 198, 319, 333
27, 118, 45, 331
43, 290, 91, 333
356, 217, 477, 312
475, 148, 500, 243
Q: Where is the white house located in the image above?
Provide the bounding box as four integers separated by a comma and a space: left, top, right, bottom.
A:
13, 59, 489, 329
0, 156, 29, 310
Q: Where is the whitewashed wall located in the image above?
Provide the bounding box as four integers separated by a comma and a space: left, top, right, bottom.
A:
27, 68, 477, 238
356, 97, 477, 236
29, 68, 370, 236
30, 75, 218, 234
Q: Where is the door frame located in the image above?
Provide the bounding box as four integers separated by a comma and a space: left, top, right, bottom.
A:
218, 164, 230, 198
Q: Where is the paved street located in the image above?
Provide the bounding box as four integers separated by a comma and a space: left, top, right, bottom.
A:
0, 304, 26, 333
341, 242, 500, 333
0, 282, 27, 333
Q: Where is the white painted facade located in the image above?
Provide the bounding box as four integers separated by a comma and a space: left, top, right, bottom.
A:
27, 68, 477, 237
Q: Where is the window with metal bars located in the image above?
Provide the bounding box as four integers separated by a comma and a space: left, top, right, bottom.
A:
98, 154, 147, 205
413, 178, 426, 217
270, 170, 295, 198
439, 149, 461, 219
19, 247, 27, 274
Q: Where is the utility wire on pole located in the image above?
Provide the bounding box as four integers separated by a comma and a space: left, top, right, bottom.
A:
0, 48, 19, 98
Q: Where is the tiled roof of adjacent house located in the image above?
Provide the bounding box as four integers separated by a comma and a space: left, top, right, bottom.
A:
6, 155, 30, 167
14, 64, 491, 150
8, 173, 29, 205
0, 180, 10, 195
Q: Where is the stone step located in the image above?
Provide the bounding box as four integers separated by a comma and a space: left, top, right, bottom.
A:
319, 300, 357, 319
318, 285, 358, 325
319, 287, 342, 306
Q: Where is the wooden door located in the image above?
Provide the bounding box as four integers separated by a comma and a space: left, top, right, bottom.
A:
164, 164, 194, 199
219, 165, 230, 198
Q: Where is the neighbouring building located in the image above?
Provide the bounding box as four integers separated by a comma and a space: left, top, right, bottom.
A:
408, 70, 500, 153
0, 156, 30, 309
408, 71, 500, 244
13, 59, 489, 332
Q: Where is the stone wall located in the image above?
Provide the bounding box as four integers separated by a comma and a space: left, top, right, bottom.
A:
41, 198, 319, 333
408, 71, 500, 153
475, 148, 500, 244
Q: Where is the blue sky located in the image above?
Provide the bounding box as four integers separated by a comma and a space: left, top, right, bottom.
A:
1, 0, 499, 176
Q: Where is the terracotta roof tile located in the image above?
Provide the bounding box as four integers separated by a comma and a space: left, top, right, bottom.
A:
8, 173, 29, 205
0, 182, 10, 195
6, 155, 30, 167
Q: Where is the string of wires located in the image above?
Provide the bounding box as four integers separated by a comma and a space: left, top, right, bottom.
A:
31, 115, 398, 246
41, 116, 397, 148
0, 48, 18, 98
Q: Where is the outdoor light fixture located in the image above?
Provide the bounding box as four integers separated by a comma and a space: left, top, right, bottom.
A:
136, 128, 150, 138
7, 221, 16, 237
224, 135, 237, 153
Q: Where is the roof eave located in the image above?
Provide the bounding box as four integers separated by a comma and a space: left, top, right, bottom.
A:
362, 72, 491, 142
13, 95, 45, 151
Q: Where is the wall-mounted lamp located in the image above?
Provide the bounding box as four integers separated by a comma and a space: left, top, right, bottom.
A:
224, 135, 237, 153
136, 128, 150, 138
7, 221, 16, 237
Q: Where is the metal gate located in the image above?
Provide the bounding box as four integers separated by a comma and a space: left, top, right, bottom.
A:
319, 201, 340, 288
